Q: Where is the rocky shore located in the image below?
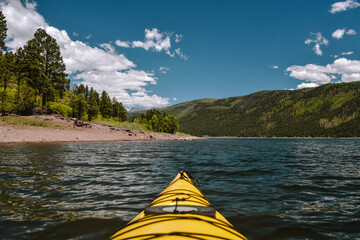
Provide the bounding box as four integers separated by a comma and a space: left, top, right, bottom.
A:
0, 115, 198, 144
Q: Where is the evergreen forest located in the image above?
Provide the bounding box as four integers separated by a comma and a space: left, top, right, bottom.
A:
163, 82, 360, 137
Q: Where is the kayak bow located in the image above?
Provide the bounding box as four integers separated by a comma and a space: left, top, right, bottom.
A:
110, 171, 247, 240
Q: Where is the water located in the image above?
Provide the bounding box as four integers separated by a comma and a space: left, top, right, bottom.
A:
0, 139, 359, 240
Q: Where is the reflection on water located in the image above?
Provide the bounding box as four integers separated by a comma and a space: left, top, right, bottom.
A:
1, 139, 360, 240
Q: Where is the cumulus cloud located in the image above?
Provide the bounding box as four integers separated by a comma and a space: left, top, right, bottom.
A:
305, 32, 328, 56
330, 0, 360, 13
286, 64, 332, 84
346, 29, 357, 35
342, 73, 360, 82
115, 28, 187, 60
0, 0, 170, 108
0, 0, 47, 49
313, 43, 323, 56
332, 28, 346, 39
287, 58, 360, 89
297, 82, 320, 89
332, 28, 357, 39
115, 40, 130, 48
132, 28, 176, 58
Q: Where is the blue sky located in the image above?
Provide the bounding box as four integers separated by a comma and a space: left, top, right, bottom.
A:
1, 0, 360, 108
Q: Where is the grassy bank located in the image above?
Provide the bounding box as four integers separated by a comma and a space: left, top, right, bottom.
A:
92, 118, 148, 131
94, 118, 194, 137
0, 116, 49, 127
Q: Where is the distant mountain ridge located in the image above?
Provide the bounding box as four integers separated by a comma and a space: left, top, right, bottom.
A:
162, 82, 360, 137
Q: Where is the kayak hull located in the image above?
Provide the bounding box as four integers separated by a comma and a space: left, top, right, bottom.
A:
110, 171, 247, 240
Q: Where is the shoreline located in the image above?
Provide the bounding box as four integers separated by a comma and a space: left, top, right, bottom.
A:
203, 136, 360, 139
0, 115, 199, 144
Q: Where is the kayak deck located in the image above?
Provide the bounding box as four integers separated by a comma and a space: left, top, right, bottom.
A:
110, 171, 247, 240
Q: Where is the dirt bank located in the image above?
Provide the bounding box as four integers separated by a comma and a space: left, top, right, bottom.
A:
0, 115, 198, 144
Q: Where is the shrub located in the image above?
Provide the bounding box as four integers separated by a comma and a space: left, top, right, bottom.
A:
45, 101, 72, 117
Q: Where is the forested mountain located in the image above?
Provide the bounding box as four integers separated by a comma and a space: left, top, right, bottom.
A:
163, 82, 360, 137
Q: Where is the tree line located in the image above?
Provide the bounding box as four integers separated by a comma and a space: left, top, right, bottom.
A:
70, 84, 127, 122
133, 109, 179, 134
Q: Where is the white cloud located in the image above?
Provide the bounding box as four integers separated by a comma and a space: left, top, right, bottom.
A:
287, 58, 360, 89
159, 66, 170, 74
0, 0, 170, 108
341, 73, 360, 82
313, 43, 323, 56
342, 51, 354, 55
332, 28, 357, 39
85, 34, 92, 39
73, 32, 79, 37
346, 29, 357, 35
99, 43, 116, 54
132, 28, 173, 57
332, 28, 346, 39
297, 82, 320, 89
305, 32, 328, 56
330, 0, 360, 13
0, 0, 47, 49
270, 65, 279, 69
115, 28, 187, 59
115, 40, 130, 48
331, 58, 360, 74
286, 64, 332, 84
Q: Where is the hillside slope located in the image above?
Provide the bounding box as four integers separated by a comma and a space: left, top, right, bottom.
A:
163, 82, 360, 137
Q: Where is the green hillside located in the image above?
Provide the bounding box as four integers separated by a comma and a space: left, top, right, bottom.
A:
163, 82, 360, 137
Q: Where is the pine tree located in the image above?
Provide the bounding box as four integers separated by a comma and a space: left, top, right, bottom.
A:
15, 48, 25, 104
118, 102, 127, 122
90, 87, 100, 105
0, 51, 15, 112
112, 98, 127, 122
112, 97, 118, 118
21, 39, 47, 106
100, 90, 112, 118
32, 28, 69, 104
71, 93, 88, 120
0, 10, 7, 52
88, 90, 99, 121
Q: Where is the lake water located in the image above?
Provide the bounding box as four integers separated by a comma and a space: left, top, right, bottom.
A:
0, 139, 359, 240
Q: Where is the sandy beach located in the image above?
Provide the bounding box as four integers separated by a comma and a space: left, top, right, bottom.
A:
0, 115, 198, 144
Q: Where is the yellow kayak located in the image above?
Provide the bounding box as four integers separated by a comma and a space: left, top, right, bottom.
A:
110, 171, 247, 240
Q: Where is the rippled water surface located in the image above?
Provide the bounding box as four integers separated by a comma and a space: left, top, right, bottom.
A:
1, 139, 360, 239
